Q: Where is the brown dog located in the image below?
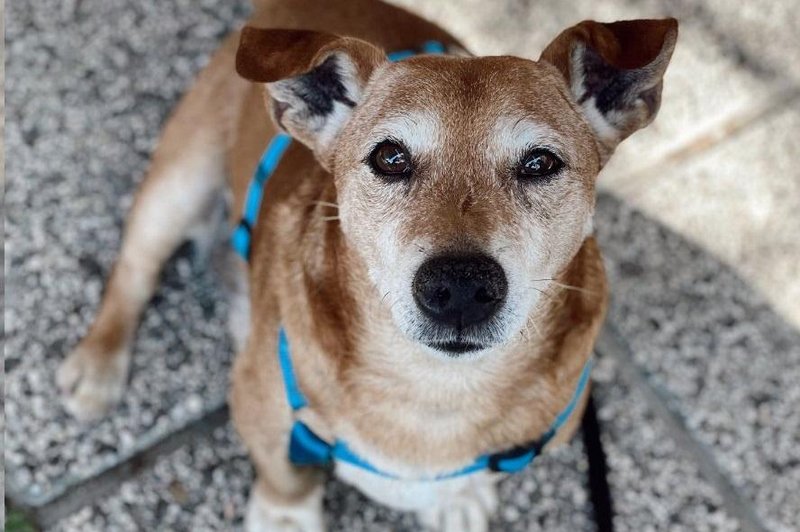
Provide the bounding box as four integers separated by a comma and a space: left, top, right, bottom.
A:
57, 0, 677, 529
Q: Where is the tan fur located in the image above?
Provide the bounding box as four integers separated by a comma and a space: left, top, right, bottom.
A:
58, 1, 675, 529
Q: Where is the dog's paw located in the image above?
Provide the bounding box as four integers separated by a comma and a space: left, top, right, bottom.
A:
418, 478, 498, 532
56, 343, 130, 421
245, 484, 324, 532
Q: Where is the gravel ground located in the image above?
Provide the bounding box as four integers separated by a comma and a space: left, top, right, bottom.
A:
5, 0, 799, 530
55, 422, 594, 532
4, 0, 249, 507
596, 196, 800, 532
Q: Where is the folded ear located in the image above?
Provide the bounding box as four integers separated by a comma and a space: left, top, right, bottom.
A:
541, 18, 678, 161
236, 27, 386, 168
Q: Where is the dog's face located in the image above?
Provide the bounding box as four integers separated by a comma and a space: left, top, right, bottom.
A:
334, 57, 598, 355
236, 20, 677, 356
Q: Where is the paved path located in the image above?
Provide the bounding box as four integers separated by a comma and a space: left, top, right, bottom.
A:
4, 0, 799, 530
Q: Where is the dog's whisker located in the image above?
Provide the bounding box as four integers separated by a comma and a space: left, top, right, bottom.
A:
311, 200, 340, 209
518, 320, 532, 340
388, 300, 404, 314
527, 285, 556, 300
320, 215, 341, 222
548, 281, 596, 295
528, 319, 544, 340
503, 308, 539, 342
528, 278, 596, 296
382, 293, 404, 315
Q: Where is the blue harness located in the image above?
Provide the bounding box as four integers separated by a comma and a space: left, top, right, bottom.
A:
231, 41, 594, 480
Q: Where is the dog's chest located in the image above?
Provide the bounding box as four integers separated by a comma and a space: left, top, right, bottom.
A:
335, 363, 510, 458
334, 459, 494, 512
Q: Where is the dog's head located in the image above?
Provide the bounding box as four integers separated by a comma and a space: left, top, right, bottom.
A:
237, 20, 677, 357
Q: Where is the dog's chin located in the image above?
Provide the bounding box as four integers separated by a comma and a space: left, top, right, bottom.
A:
390, 303, 513, 359
415, 329, 510, 358
425, 340, 486, 356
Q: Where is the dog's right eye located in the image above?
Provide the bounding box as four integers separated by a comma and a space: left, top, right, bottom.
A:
517, 148, 563, 181
368, 141, 413, 178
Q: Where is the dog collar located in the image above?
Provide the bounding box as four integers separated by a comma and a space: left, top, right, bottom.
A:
230, 40, 592, 479
279, 327, 594, 479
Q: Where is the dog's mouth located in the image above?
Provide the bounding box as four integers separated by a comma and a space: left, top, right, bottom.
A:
426, 340, 486, 355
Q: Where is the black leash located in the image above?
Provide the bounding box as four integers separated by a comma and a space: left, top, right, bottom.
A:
581, 388, 615, 532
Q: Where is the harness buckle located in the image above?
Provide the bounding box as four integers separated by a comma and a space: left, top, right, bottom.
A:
486, 435, 550, 473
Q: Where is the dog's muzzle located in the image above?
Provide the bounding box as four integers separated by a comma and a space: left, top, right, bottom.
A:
412, 253, 508, 354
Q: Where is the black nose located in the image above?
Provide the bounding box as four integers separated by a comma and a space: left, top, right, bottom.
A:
413, 254, 508, 329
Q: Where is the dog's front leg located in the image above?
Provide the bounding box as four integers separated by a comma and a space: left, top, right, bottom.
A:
416, 473, 500, 532
56, 118, 227, 421
55, 35, 244, 421
231, 335, 325, 532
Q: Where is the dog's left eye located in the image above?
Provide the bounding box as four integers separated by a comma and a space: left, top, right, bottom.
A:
368, 141, 413, 178
517, 149, 562, 180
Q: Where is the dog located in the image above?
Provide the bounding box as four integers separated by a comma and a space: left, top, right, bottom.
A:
56, 0, 677, 529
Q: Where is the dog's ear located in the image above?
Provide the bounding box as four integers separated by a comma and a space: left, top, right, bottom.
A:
540, 18, 678, 162
236, 27, 386, 168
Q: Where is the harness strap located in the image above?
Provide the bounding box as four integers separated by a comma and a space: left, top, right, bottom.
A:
232, 132, 292, 260
277, 328, 307, 410
487, 358, 594, 473
279, 320, 593, 480
387, 40, 447, 61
